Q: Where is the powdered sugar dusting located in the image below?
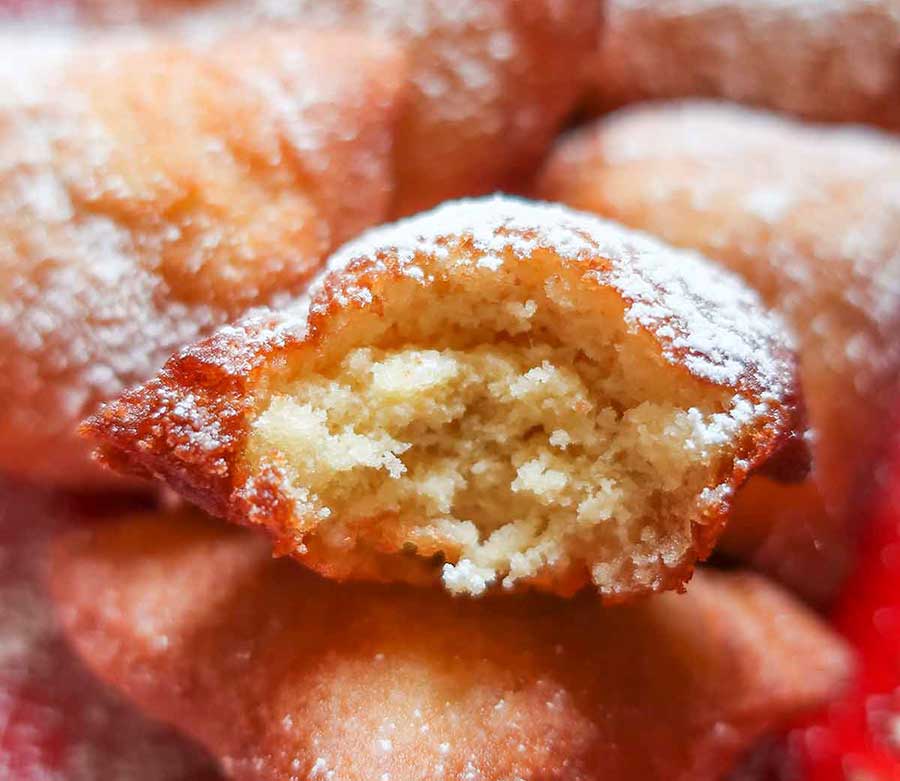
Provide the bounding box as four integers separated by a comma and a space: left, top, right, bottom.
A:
258, 0, 522, 137
0, 38, 200, 456
320, 195, 793, 395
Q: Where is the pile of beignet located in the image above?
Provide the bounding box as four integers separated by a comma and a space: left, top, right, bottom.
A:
2, 1, 900, 779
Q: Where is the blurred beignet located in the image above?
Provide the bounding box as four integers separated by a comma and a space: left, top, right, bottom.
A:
51, 509, 850, 781
280, 0, 600, 215
6, 0, 600, 216
0, 29, 404, 486
169, 0, 601, 215
537, 102, 900, 602
0, 480, 219, 780
588, 0, 900, 130
86, 197, 804, 599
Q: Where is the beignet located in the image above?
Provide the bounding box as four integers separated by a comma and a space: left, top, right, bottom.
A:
3, 0, 600, 217
280, 0, 600, 215
537, 102, 900, 602
0, 480, 219, 780
0, 28, 404, 486
50, 508, 851, 781
85, 196, 805, 599
588, 0, 900, 130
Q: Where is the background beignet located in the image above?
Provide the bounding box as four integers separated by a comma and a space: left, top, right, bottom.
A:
0, 28, 404, 487
588, 0, 900, 130
0, 479, 219, 780
51, 508, 851, 781
277, 0, 601, 216
86, 196, 805, 600
2, 0, 601, 217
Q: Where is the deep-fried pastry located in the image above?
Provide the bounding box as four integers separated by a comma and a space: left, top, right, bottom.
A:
14, 0, 600, 216
0, 29, 404, 487
85, 196, 804, 599
50, 509, 850, 781
278, 0, 600, 216
588, 0, 900, 130
536, 102, 900, 602
169, 0, 601, 216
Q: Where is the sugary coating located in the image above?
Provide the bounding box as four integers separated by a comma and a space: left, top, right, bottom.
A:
50, 508, 851, 781
0, 28, 404, 487
0, 481, 219, 780
588, 0, 900, 130
536, 102, 900, 603
259, 0, 601, 215
85, 196, 805, 600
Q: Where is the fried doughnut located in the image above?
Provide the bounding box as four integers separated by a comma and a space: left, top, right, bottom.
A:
50, 508, 850, 781
14, 0, 600, 216
0, 481, 219, 780
279, 1, 600, 215
536, 102, 900, 602
588, 0, 900, 130
84, 196, 804, 600
0, 29, 404, 487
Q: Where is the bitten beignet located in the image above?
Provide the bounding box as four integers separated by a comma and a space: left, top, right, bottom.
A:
0, 29, 404, 486
51, 509, 850, 781
86, 197, 805, 599
537, 102, 900, 602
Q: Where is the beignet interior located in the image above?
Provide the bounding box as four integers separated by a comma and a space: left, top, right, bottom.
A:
246, 270, 742, 597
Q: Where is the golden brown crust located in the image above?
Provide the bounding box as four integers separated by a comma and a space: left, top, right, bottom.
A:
0, 28, 405, 487
536, 102, 900, 602
50, 508, 851, 781
85, 197, 806, 600
588, 0, 900, 130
